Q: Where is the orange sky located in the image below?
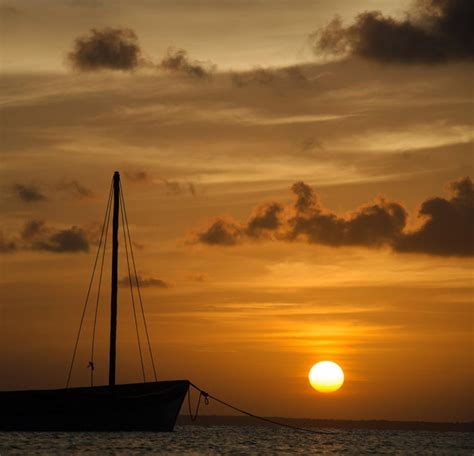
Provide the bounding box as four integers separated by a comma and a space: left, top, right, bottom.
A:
0, 0, 473, 422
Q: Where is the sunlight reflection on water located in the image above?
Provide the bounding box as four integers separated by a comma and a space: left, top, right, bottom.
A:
1, 426, 473, 455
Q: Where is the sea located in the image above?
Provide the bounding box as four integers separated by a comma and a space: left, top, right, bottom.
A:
1, 426, 473, 455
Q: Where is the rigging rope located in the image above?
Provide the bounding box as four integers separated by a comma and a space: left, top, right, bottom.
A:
66, 179, 113, 388
120, 187, 158, 381
187, 382, 332, 436
89, 185, 112, 387
120, 185, 146, 383
66, 177, 158, 388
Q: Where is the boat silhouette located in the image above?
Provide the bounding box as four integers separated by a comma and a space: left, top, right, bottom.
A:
0, 172, 189, 431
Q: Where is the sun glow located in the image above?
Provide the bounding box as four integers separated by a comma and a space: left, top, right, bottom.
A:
309, 361, 345, 393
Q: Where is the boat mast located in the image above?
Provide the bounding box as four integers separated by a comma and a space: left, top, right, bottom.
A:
109, 171, 120, 387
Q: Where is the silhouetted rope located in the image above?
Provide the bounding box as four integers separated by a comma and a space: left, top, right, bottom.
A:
120, 186, 146, 383
188, 382, 332, 435
120, 187, 158, 381
66, 179, 113, 388
89, 185, 112, 387
187, 385, 210, 421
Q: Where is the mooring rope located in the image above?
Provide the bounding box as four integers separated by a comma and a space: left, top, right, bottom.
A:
187, 385, 210, 421
188, 382, 333, 435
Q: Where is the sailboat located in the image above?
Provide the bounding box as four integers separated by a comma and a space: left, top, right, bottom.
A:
0, 172, 190, 431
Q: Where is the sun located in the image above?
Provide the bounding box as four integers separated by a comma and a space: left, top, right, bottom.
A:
309, 361, 345, 393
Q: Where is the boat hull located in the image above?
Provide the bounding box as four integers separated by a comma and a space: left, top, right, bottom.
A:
0, 380, 189, 431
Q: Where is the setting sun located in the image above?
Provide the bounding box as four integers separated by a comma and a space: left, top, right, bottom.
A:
309, 361, 345, 393
0, 0, 473, 452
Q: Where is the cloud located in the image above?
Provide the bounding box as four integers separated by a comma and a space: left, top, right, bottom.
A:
231, 65, 309, 87
13, 184, 46, 203
188, 273, 208, 283
13, 180, 92, 202
0, 231, 17, 254
395, 176, 474, 256
311, 0, 474, 63
298, 137, 325, 153
123, 171, 197, 196
57, 180, 94, 199
119, 275, 169, 288
124, 170, 150, 183
246, 203, 284, 238
1, 220, 90, 254
292, 181, 317, 213
159, 48, 215, 78
161, 179, 197, 196
286, 182, 407, 248
161, 179, 181, 195
195, 218, 243, 246
191, 177, 473, 256
32, 226, 90, 253
68, 30, 215, 78
21, 220, 47, 240
68, 27, 143, 71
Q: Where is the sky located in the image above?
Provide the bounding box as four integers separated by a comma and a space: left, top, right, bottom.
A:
0, 0, 473, 422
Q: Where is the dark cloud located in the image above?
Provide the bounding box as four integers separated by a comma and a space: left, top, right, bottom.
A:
32, 226, 89, 253
192, 177, 473, 256
232, 65, 309, 87
1, 221, 90, 254
0, 232, 17, 254
119, 275, 169, 288
292, 181, 317, 213
286, 182, 407, 247
57, 180, 94, 199
68, 27, 143, 71
13, 184, 46, 203
124, 170, 149, 183
395, 177, 474, 256
299, 137, 325, 153
68, 30, 215, 77
246, 203, 283, 238
193, 204, 284, 246
195, 219, 243, 246
312, 0, 474, 63
21, 220, 46, 240
159, 48, 215, 78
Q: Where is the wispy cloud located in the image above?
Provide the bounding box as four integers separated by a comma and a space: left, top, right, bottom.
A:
119, 274, 169, 288
56, 179, 94, 199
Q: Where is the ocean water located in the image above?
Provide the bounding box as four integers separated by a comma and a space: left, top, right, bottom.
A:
1, 426, 473, 455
